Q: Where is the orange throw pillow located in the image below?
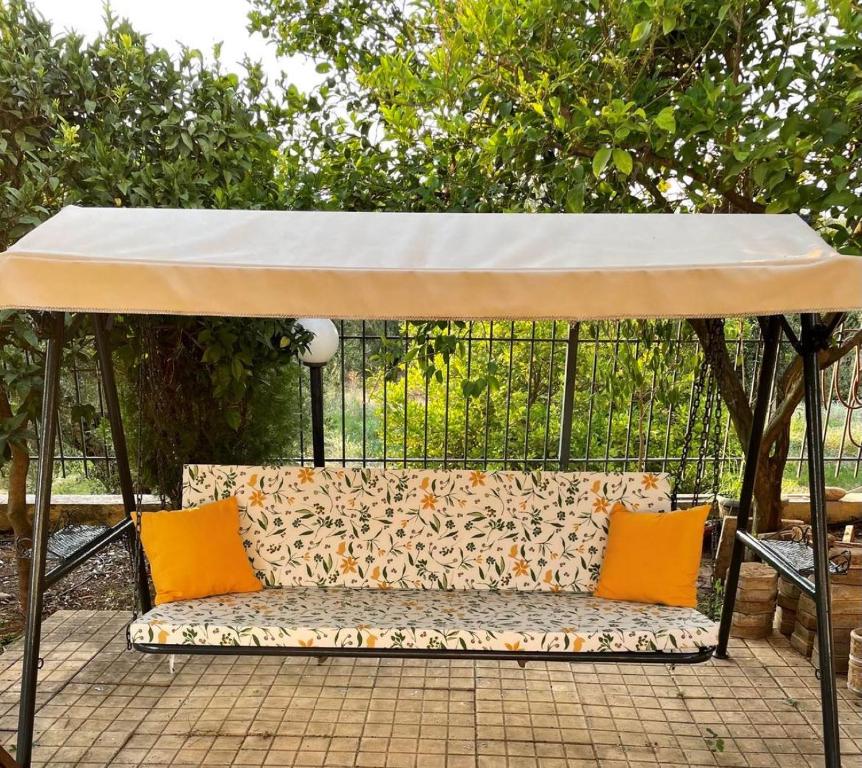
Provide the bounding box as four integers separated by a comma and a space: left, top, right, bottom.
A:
140, 496, 262, 605
594, 502, 710, 608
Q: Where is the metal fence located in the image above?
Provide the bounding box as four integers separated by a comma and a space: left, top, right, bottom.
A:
17, 317, 862, 493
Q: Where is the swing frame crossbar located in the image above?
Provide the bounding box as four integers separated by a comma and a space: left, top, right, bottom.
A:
131, 644, 716, 664
12, 312, 845, 768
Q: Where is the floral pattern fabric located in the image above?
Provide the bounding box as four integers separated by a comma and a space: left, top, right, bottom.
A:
130, 587, 717, 653
182, 466, 671, 592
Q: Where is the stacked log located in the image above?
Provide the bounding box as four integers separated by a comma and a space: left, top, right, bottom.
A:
714, 514, 737, 582
824, 486, 846, 502
730, 562, 778, 640
776, 577, 800, 637
832, 542, 862, 587
849, 628, 862, 696
791, 623, 816, 657
801, 583, 862, 674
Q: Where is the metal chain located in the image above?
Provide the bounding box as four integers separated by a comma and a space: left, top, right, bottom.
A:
706, 320, 726, 610
707, 318, 726, 507
671, 349, 707, 509
692, 372, 716, 506
710, 381, 723, 507
707, 371, 724, 605
669, 320, 728, 611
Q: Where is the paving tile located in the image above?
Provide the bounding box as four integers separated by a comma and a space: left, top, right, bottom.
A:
0, 610, 860, 766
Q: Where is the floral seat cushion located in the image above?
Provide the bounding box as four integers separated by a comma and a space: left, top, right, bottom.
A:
182, 466, 672, 591
130, 587, 718, 653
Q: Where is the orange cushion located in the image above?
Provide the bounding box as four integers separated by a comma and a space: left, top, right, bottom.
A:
140, 496, 262, 605
594, 502, 710, 608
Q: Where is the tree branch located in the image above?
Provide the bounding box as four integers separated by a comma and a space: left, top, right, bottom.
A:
688, 318, 754, 443
642, 150, 767, 213
762, 326, 862, 449
555, 140, 767, 213
639, 172, 675, 213
0, 383, 32, 611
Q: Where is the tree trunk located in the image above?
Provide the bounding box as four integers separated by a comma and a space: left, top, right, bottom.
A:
690, 317, 789, 535
0, 387, 32, 612
8, 444, 31, 612
751, 391, 792, 533
690, 317, 862, 535
753, 448, 787, 534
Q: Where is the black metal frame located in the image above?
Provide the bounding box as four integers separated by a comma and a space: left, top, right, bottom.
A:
92, 314, 151, 613
132, 642, 715, 664
13, 310, 845, 768
716, 313, 842, 768
44, 517, 132, 589
798, 313, 841, 767
307, 362, 326, 467
715, 315, 783, 654
15, 314, 63, 768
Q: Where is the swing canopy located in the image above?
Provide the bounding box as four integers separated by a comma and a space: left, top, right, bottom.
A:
1, 205, 860, 320
5, 206, 859, 768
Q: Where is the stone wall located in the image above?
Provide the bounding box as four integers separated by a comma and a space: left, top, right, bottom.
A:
0, 494, 161, 531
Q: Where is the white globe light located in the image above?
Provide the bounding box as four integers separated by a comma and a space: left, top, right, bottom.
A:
296, 318, 339, 365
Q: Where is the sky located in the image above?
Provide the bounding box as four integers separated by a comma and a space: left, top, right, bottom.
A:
30, 0, 319, 91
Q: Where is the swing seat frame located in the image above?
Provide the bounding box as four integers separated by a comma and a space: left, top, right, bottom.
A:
2, 209, 858, 768
131, 589, 717, 663
126, 465, 719, 661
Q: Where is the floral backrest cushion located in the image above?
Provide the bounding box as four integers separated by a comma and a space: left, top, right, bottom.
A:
182, 465, 671, 591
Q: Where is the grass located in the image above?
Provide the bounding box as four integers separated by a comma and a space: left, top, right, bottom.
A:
785, 402, 861, 492
0, 468, 111, 496
704, 728, 726, 753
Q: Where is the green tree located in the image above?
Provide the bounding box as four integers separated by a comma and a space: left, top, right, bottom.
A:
375, 320, 706, 476
254, 0, 862, 531
113, 315, 308, 506
0, 312, 53, 606
0, 1, 307, 607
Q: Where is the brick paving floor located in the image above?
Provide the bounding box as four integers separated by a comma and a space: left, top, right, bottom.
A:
0, 610, 859, 767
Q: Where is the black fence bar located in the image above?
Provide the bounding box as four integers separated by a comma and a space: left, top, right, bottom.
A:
482, 322, 494, 470
18, 318, 862, 485
558, 323, 579, 471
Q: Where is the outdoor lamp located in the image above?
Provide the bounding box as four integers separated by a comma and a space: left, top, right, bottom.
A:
297, 317, 340, 366
295, 318, 339, 467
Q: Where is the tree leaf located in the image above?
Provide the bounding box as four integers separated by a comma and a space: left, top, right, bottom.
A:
565, 183, 585, 213
630, 20, 652, 44
225, 409, 241, 431
775, 66, 795, 91
592, 147, 612, 177
655, 107, 676, 132
612, 148, 633, 175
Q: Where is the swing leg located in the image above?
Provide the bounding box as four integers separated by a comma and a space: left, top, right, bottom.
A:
16, 313, 64, 768
715, 316, 781, 658
92, 314, 151, 613
800, 313, 841, 768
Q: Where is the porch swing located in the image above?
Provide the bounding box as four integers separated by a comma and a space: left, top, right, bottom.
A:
2, 207, 859, 768
121, 334, 725, 663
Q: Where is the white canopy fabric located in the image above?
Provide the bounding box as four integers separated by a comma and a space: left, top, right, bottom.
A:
1, 206, 860, 320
